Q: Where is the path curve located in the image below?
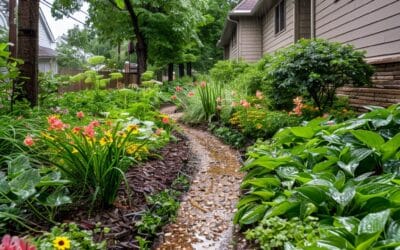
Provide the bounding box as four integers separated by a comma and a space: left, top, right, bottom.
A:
156, 106, 243, 250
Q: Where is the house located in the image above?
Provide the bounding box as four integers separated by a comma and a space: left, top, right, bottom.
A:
0, 1, 58, 74
218, 0, 400, 109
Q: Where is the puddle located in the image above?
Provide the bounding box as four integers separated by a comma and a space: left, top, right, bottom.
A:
156, 107, 244, 250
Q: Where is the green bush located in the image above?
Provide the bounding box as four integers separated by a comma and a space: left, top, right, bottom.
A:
265, 39, 374, 111
210, 60, 249, 85
142, 71, 155, 81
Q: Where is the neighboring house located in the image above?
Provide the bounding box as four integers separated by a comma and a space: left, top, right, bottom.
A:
219, 0, 400, 109
0, 1, 58, 74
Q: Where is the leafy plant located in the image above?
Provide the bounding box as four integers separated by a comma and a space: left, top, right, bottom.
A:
265, 39, 374, 112
210, 60, 249, 85
209, 124, 246, 148
197, 81, 222, 121
35, 223, 107, 250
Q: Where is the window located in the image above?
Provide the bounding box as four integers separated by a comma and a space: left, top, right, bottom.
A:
231, 29, 237, 48
275, 0, 286, 34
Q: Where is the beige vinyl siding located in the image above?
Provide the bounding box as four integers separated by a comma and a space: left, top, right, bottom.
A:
238, 17, 262, 62
229, 40, 239, 60
315, 0, 400, 58
262, 0, 295, 54
295, 0, 311, 41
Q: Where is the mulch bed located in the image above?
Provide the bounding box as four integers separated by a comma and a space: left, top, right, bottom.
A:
60, 132, 194, 249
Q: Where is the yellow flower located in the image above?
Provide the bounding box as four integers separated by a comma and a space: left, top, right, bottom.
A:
99, 137, 108, 146
53, 236, 71, 250
72, 147, 78, 154
127, 124, 140, 134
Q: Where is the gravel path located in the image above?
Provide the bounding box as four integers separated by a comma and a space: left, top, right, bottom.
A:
156, 106, 244, 250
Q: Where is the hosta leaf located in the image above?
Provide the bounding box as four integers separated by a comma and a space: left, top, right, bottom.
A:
381, 133, 400, 161
297, 186, 329, 205
9, 169, 40, 200
351, 130, 384, 150
300, 202, 317, 218
237, 195, 263, 208
0, 174, 9, 194
114, 0, 125, 9
241, 177, 281, 188
387, 220, 400, 241
276, 166, 299, 179
290, 127, 315, 139
317, 236, 355, 250
251, 191, 276, 200
330, 186, 355, 208
7, 155, 31, 178
265, 201, 297, 218
334, 216, 360, 234
239, 204, 267, 225
360, 197, 391, 213
44, 189, 72, 207
242, 156, 290, 171
312, 158, 338, 173
338, 160, 359, 176
373, 239, 400, 249
358, 209, 390, 235
351, 148, 373, 162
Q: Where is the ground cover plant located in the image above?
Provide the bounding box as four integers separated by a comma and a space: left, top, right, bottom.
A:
235, 104, 400, 249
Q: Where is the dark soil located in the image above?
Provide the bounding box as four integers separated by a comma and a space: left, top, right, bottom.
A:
60, 132, 194, 249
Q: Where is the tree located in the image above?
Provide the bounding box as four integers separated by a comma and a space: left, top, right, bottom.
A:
52, 0, 205, 84
17, 0, 40, 107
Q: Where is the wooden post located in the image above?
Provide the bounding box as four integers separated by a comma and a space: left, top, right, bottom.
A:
17, 0, 39, 107
168, 63, 174, 82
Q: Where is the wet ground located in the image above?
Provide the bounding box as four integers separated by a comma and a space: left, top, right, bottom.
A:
156, 106, 244, 250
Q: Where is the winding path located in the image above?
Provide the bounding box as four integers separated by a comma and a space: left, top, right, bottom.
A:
156, 106, 244, 250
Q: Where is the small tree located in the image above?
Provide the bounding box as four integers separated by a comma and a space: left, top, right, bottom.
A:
266, 39, 374, 112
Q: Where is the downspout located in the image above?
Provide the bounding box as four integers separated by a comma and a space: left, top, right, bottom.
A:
228, 16, 240, 61
310, 0, 316, 38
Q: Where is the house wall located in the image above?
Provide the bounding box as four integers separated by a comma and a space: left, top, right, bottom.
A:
39, 17, 53, 49
238, 17, 262, 62
39, 59, 58, 74
315, 0, 400, 59
262, 0, 295, 54
295, 0, 311, 41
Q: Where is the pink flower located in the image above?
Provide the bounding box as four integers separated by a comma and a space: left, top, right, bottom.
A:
83, 125, 95, 138
200, 81, 207, 88
89, 120, 101, 127
155, 128, 164, 136
47, 115, 66, 131
240, 100, 250, 108
0, 235, 36, 250
175, 86, 183, 92
231, 102, 238, 107
162, 116, 170, 124
76, 111, 85, 119
23, 135, 35, 147
171, 95, 177, 101
187, 91, 195, 97
292, 97, 304, 116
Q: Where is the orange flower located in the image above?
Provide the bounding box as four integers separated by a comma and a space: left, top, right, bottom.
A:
240, 100, 250, 108
47, 115, 66, 131
83, 125, 95, 138
187, 91, 195, 97
200, 81, 207, 88
171, 95, 177, 100
89, 120, 101, 127
76, 111, 84, 119
175, 86, 183, 92
162, 116, 170, 124
72, 127, 82, 134
23, 135, 35, 147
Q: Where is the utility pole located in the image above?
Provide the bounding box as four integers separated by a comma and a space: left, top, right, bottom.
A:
8, 0, 17, 58
17, 0, 40, 107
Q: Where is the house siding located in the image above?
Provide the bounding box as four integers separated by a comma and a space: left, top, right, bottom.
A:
229, 40, 239, 60
262, 0, 295, 54
39, 17, 53, 49
238, 17, 262, 62
315, 0, 400, 59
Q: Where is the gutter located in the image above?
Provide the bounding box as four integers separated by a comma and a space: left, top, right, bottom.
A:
227, 16, 240, 61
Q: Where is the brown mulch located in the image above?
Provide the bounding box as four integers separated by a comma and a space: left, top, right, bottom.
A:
60, 132, 194, 249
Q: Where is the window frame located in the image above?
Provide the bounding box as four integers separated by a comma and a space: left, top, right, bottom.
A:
275, 0, 286, 35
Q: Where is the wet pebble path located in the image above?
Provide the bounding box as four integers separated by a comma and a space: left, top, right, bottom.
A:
156, 106, 244, 250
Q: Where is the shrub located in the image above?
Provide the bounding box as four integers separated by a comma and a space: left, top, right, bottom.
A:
210, 60, 249, 85
197, 81, 222, 122
142, 71, 155, 81
265, 39, 374, 111
230, 108, 300, 139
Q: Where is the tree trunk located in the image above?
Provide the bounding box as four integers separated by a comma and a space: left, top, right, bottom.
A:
17, 0, 39, 107
186, 62, 192, 77
178, 63, 185, 78
117, 42, 121, 64
168, 63, 174, 82
124, 0, 147, 85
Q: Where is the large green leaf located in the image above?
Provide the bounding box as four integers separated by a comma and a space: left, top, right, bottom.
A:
290, 127, 316, 139
239, 204, 268, 225
242, 156, 291, 171
7, 155, 31, 178
241, 177, 281, 188
297, 186, 329, 205
338, 160, 359, 176
265, 201, 297, 218
351, 130, 384, 150
381, 133, 400, 161
329, 186, 355, 208
43, 189, 72, 207
358, 209, 390, 235
9, 169, 40, 200
387, 221, 400, 241
334, 216, 359, 234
